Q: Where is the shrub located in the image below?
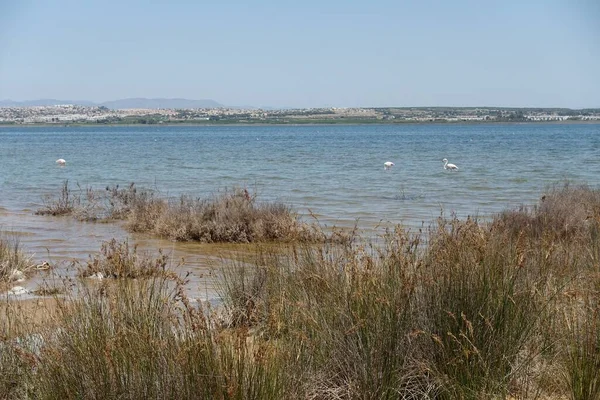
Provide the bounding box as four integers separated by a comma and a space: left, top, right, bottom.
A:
37, 182, 326, 244
35, 181, 103, 221
127, 188, 325, 244
493, 182, 600, 241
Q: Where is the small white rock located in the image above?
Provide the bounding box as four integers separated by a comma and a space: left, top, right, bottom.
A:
8, 286, 29, 295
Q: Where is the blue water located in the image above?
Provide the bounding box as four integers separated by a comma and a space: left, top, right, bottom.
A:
1, 123, 599, 298
2, 123, 600, 228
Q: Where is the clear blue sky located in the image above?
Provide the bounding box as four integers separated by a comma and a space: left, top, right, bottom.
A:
0, 0, 598, 108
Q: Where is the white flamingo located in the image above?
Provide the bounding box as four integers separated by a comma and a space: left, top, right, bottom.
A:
384, 161, 395, 170
56, 159, 66, 165
442, 158, 458, 171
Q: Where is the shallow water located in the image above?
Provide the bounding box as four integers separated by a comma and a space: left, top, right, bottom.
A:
1, 123, 599, 298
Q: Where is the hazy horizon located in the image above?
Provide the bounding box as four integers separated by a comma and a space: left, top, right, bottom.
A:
1, 1, 599, 109
2, 97, 600, 111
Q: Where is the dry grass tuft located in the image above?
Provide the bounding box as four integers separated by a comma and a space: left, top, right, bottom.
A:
493, 182, 600, 240
217, 183, 600, 398
10, 182, 600, 399
0, 271, 288, 399
130, 188, 325, 243
78, 238, 174, 279
0, 234, 34, 285
37, 182, 328, 244
35, 180, 79, 217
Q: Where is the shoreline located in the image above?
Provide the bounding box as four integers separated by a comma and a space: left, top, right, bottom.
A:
1, 120, 599, 128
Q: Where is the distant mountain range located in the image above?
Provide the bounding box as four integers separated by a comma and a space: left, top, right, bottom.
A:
0, 98, 225, 109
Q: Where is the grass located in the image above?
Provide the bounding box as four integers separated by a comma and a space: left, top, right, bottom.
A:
561, 297, 600, 400
127, 189, 325, 243
36, 182, 327, 244
78, 238, 174, 279
35, 180, 78, 217
216, 183, 600, 398
415, 217, 545, 398
3, 182, 598, 399
0, 234, 33, 286
1, 269, 289, 399
32, 284, 64, 297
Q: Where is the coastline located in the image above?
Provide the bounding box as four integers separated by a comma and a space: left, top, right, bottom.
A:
1, 119, 599, 128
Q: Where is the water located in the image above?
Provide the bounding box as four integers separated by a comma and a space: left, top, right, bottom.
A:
1, 123, 599, 298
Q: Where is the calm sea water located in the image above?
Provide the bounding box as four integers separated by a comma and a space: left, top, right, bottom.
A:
1, 123, 599, 297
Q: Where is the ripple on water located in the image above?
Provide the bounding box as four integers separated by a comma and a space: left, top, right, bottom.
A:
510, 177, 528, 184
2, 123, 600, 298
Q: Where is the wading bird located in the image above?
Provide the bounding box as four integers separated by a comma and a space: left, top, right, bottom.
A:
442, 158, 458, 171
384, 161, 395, 170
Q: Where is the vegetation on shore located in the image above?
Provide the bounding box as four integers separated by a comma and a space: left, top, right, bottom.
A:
3, 117, 599, 127
1, 182, 598, 398
36, 182, 327, 244
2, 105, 600, 126
78, 238, 175, 280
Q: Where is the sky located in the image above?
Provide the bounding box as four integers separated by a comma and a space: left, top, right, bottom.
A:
0, 0, 598, 108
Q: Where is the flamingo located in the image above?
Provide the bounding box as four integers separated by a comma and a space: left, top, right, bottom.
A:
56, 159, 66, 165
384, 161, 395, 170
442, 158, 458, 171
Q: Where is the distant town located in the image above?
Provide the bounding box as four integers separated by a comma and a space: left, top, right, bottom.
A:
1, 104, 600, 125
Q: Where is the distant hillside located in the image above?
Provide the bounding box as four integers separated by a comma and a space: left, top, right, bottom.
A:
0, 98, 225, 109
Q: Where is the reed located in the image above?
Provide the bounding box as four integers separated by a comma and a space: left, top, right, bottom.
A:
560, 295, 600, 400
37, 182, 326, 244
127, 188, 325, 243
219, 238, 421, 398
1, 264, 288, 398
35, 180, 79, 217
0, 234, 33, 284
414, 216, 547, 398
6, 182, 599, 398
78, 238, 173, 279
